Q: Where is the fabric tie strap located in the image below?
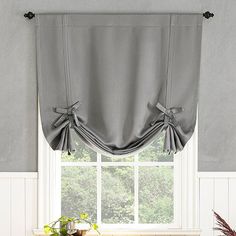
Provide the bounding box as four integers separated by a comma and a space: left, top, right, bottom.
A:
53, 101, 81, 128
151, 103, 183, 127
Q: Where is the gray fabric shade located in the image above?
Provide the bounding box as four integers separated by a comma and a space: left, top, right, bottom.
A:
36, 14, 202, 155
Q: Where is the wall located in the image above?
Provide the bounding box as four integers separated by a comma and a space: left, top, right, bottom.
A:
0, 0, 38, 171
0, 172, 38, 236
198, 1, 236, 171
0, 0, 236, 172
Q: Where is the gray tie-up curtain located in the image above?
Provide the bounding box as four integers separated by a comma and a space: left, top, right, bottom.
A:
36, 14, 202, 155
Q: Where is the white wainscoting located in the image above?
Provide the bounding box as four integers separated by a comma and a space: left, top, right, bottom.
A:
0, 172, 38, 236
1, 171, 236, 236
198, 172, 236, 236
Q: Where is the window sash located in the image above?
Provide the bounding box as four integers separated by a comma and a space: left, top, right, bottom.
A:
61, 152, 177, 226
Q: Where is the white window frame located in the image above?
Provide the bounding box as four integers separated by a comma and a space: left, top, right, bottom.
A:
60, 153, 177, 230
38, 111, 199, 232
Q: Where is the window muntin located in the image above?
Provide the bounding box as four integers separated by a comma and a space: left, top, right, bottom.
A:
61, 133, 176, 226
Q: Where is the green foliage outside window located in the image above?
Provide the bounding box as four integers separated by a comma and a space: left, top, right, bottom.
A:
61, 133, 174, 224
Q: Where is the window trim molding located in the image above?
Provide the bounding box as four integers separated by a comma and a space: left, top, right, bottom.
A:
38, 109, 61, 228
38, 106, 199, 231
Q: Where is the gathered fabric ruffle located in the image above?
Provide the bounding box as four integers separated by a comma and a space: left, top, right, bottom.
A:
46, 101, 192, 155
150, 103, 188, 153
46, 101, 81, 153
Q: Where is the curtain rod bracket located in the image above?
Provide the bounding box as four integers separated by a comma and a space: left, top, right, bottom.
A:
24, 11, 35, 19
24, 11, 214, 20
203, 11, 214, 19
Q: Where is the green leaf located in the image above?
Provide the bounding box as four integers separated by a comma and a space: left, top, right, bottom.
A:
51, 233, 58, 236
44, 225, 52, 234
60, 227, 67, 236
92, 223, 98, 230
80, 212, 89, 220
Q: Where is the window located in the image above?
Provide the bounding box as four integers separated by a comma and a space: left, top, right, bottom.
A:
38, 119, 198, 231
61, 133, 175, 227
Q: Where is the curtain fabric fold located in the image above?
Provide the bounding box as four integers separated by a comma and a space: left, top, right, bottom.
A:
36, 14, 202, 155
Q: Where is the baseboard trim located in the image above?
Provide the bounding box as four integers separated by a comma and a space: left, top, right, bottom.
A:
0, 172, 38, 178
198, 171, 236, 178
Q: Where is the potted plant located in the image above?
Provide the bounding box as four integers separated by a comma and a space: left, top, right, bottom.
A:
44, 213, 99, 236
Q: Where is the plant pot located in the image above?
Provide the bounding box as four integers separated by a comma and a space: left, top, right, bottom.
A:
75, 229, 88, 236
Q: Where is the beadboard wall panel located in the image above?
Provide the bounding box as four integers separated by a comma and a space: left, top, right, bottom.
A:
0, 178, 11, 235
228, 178, 236, 227
199, 173, 236, 236
0, 173, 38, 236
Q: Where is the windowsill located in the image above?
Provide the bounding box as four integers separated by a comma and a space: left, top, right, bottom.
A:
33, 229, 201, 236
88, 229, 201, 235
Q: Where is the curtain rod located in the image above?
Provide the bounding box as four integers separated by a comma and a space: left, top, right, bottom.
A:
24, 11, 214, 20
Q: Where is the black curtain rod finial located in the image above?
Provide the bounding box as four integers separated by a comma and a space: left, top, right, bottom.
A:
24, 11, 35, 19
203, 11, 214, 19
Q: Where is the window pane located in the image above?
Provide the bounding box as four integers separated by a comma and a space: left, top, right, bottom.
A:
101, 167, 134, 223
102, 155, 134, 162
139, 166, 174, 224
139, 133, 173, 162
61, 134, 97, 162
61, 166, 97, 221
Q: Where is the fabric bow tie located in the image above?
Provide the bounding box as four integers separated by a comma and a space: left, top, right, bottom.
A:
151, 103, 183, 127
53, 101, 81, 128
